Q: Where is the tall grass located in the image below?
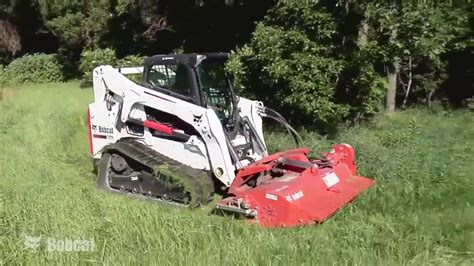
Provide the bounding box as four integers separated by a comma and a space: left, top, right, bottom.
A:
1, 83, 473, 265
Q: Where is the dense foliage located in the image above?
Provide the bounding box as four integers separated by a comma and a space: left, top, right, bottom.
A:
2, 53, 64, 84
0, 64, 5, 84
1, 0, 272, 70
227, 2, 384, 125
228, 1, 471, 125
80, 48, 145, 80
79, 49, 118, 81
364, 2, 470, 108
0, 0, 471, 123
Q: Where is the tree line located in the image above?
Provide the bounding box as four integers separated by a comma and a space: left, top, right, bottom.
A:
1, 0, 472, 127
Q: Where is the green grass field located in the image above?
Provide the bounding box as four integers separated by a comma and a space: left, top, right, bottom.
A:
1, 82, 473, 265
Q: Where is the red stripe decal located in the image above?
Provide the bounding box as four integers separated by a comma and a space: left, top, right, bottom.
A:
93, 134, 107, 139
87, 108, 94, 154
143, 120, 174, 135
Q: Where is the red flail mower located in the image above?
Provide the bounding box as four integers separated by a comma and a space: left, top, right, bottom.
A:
216, 144, 375, 228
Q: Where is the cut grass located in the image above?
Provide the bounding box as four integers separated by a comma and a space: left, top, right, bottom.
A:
1, 82, 473, 265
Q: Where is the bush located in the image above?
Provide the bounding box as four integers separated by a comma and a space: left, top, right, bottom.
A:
117, 55, 145, 67
79, 48, 118, 81
0, 65, 5, 84
79, 49, 145, 82
3, 54, 64, 84
116, 55, 146, 84
228, 2, 386, 127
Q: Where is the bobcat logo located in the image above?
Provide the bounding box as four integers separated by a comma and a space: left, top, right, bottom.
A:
193, 114, 203, 123
24, 235, 42, 251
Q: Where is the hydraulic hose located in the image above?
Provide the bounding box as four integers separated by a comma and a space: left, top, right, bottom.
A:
263, 107, 303, 148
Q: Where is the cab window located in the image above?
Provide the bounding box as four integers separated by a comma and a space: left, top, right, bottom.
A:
146, 64, 192, 97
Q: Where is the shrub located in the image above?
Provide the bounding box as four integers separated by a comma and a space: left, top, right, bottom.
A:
117, 55, 145, 67
3, 53, 64, 84
79, 48, 118, 81
116, 55, 146, 84
80, 49, 145, 83
228, 2, 385, 127
0, 64, 5, 84
228, 16, 348, 125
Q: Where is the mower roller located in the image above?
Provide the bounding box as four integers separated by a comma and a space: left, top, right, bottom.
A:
87, 53, 374, 227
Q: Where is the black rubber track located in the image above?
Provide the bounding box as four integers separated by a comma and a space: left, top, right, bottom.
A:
97, 139, 214, 208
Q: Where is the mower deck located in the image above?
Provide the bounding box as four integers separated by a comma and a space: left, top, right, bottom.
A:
216, 144, 375, 227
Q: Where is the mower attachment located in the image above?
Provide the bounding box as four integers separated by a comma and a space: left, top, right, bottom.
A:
216, 144, 374, 228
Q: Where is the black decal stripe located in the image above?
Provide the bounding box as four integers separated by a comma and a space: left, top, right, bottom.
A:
93, 134, 107, 139
144, 91, 176, 103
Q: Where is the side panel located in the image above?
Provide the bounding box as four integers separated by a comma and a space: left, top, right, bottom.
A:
149, 137, 209, 170
88, 101, 120, 157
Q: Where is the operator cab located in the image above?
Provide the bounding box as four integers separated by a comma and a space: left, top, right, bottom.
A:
143, 53, 236, 130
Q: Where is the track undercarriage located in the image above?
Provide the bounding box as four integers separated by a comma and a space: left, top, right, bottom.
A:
97, 140, 214, 208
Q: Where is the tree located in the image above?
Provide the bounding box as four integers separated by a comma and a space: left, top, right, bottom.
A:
34, 0, 273, 74
228, 0, 386, 127
364, 2, 469, 111
0, 0, 48, 64
0, 20, 21, 58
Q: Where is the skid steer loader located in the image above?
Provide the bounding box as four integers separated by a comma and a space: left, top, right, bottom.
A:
88, 53, 374, 227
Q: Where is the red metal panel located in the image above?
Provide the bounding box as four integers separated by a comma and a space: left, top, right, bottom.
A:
217, 144, 375, 228
87, 108, 94, 155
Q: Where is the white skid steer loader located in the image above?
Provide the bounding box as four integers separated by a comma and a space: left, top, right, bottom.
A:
88, 53, 374, 228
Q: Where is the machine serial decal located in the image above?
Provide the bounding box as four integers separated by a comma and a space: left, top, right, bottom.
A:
285, 190, 304, 202
265, 193, 278, 201
92, 134, 113, 139
322, 172, 340, 188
